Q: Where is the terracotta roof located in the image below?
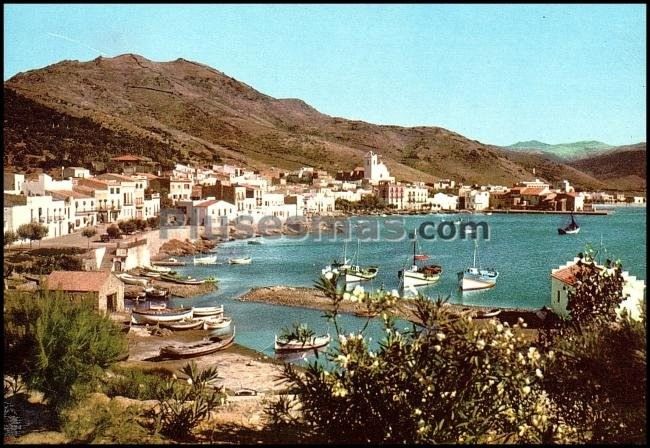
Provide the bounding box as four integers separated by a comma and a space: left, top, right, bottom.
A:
73, 186, 95, 196
77, 178, 109, 190
551, 262, 602, 286
520, 187, 548, 196
195, 199, 234, 208
46, 271, 112, 292
97, 173, 135, 182
48, 189, 92, 200
135, 172, 159, 180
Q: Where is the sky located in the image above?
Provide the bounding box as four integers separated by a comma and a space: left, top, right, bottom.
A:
3, 4, 646, 146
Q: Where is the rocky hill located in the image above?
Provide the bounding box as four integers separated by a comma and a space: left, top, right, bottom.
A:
568, 143, 646, 191
505, 140, 613, 161
2, 53, 623, 190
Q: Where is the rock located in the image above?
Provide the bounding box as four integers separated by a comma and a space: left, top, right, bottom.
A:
12, 431, 69, 444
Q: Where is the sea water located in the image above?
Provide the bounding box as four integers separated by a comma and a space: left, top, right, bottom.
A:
166, 207, 646, 357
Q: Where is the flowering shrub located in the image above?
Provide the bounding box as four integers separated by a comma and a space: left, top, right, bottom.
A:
268, 273, 571, 444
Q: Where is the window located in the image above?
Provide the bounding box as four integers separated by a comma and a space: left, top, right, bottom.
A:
557, 291, 561, 303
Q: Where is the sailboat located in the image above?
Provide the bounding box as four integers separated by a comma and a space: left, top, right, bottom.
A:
340, 239, 378, 282
398, 232, 442, 287
558, 214, 580, 235
457, 240, 498, 291
322, 240, 352, 275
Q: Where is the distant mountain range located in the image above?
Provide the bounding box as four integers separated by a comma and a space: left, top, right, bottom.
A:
3, 54, 645, 191
505, 140, 614, 161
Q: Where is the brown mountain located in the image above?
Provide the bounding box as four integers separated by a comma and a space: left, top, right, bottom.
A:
4, 53, 611, 189
568, 143, 646, 191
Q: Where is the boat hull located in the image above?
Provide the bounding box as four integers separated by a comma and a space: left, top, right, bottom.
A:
229, 257, 252, 265
160, 330, 236, 359
192, 305, 224, 317
402, 271, 441, 287
159, 319, 204, 331
558, 227, 580, 235
274, 334, 331, 352
131, 308, 193, 324
458, 274, 497, 291
203, 317, 232, 330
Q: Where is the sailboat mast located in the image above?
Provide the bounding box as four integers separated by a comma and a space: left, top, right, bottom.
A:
473, 240, 478, 268
413, 232, 417, 265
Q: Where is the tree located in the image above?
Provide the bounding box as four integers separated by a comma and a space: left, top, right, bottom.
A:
17, 222, 49, 248
81, 226, 97, 248
118, 220, 137, 235
106, 224, 121, 239
267, 273, 567, 444
4, 289, 128, 412
147, 216, 160, 229
134, 218, 147, 232
4, 230, 18, 248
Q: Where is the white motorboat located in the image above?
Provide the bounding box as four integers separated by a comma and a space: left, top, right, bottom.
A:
193, 254, 218, 265
117, 273, 150, 287
228, 256, 252, 265
398, 233, 442, 287
274, 333, 331, 352
203, 316, 232, 330
131, 307, 193, 324
340, 239, 378, 282
192, 305, 225, 317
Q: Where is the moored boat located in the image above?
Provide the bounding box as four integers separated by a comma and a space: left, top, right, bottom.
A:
274, 333, 331, 352
160, 273, 206, 285
143, 264, 173, 273
340, 239, 378, 282
145, 286, 170, 299
229, 256, 252, 265
558, 214, 580, 235
160, 328, 236, 359
193, 254, 218, 265
398, 233, 442, 287
457, 240, 498, 291
152, 258, 186, 267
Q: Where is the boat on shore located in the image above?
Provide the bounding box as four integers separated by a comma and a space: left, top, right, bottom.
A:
193, 254, 218, 265
229, 256, 252, 265
117, 273, 150, 287
203, 316, 232, 330
131, 307, 193, 324
160, 273, 206, 285
457, 240, 499, 291
192, 305, 224, 317
247, 240, 263, 245
159, 318, 205, 331
160, 328, 236, 359
558, 214, 580, 235
274, 333, 331, 352
141, 271, 161, 278
152, 258, 186, 267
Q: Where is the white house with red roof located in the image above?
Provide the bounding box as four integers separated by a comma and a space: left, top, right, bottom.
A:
551, 257, 645, 321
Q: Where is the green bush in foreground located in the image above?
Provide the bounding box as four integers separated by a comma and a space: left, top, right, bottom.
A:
4, 289, 128, 412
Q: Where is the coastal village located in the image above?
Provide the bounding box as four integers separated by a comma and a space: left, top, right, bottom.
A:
4, 148, 647, 443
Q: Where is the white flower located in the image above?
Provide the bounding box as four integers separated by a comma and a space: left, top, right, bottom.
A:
414, 408, 422, 416
172, 374, 177, 380
324, 271, 334, 280
390, 289, 400, 297
343, 292, 351, 301
353, 285, 365, 296
339, 334, 347, 344
434, 345, 442, 352
535, 368, 544, 379
450, 390, 456, 398
518, 317, 525, 324
547, 350, 555, 360
496, 324, 504, 333
436, 332, 446, 342
476, 339, 486, 350
521, 386, 531, 395
187, 378, 193, 385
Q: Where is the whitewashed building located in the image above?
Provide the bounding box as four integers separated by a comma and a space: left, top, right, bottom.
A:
551, 257, 646, 321
429, 192, 459, 211
363, 151, 394, 184
4, 194, 71, 239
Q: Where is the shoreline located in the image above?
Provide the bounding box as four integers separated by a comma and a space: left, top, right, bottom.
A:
238, 285, 550, 328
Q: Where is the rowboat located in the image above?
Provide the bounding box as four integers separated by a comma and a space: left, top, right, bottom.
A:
160, 273, 206, 285
192, 305, 224, 317
152, 258, 186, 267
479, 308, 502, 318
160, 328, 236, 359
143, 264, 173, 273
203, 316, 232, 330
229, 256, 252, 265
142, 271, 161, 278
131, 307, 193, 324
159, 318, 205, 331
145, 286, 170, 299
193, 254, 218, 265
149, 303, 167, 311
274, 333, 331, 352
117, 273, 150, 287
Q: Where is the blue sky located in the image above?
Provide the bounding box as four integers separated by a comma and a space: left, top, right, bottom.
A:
3, 4, 646, 146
